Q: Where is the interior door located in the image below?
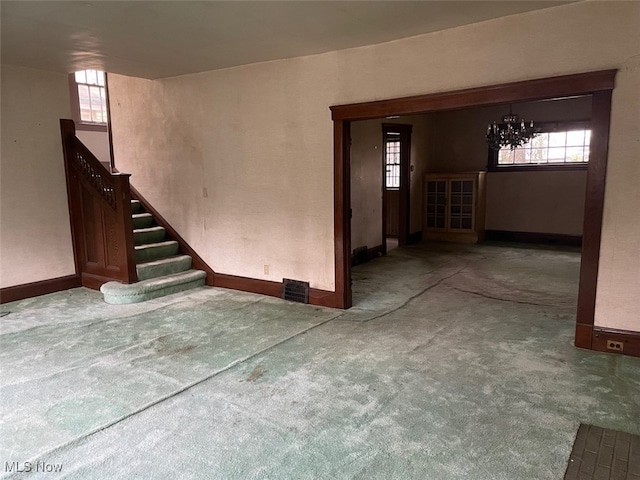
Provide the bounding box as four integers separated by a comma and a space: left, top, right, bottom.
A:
382, 124, 412, 247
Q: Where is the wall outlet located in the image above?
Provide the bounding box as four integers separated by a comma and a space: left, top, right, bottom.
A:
607, 340, 623, 351
264, 265, 269, 275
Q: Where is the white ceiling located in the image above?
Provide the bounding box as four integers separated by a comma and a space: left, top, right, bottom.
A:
1, 1, 574, 80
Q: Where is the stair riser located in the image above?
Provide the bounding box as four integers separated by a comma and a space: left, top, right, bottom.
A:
135, 243, 179, 263
137, 256, 192, 281
102, 277, 205, 305
132, 216, 153, 229
101, 270, 207, 305
134, 229, 166, 246
131, 200, 142, 214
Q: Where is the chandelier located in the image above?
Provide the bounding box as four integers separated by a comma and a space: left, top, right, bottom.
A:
486, 107, 538, 150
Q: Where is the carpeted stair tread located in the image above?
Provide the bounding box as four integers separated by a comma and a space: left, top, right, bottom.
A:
100, 270, 206, 304
134, 240, 179, 263
136, 254, 192, 281
99, 197, 205, 304
132, 212, 153, 229
134, 226, 166, 246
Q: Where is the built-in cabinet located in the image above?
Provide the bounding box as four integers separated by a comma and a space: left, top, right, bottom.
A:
423, 172, 486, 243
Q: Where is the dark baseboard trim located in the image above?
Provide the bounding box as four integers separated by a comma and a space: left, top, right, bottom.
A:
130, 185, 215, 286
214, 273, 281, 297
368, 244, 384, 261
408, 231, 423, 244
574, 323, 593, 349
213, 273, 341, 308
1, 271, 342, 309
351, 244, 384, 266
485, 230, 582, 247
591, 327, 640, 358
0, 274, 81, 304
81, 272, 120, 290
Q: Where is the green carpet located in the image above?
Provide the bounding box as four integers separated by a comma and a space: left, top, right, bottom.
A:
1, 242, 639, 479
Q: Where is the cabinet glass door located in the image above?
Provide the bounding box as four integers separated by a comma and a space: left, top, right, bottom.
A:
449, 180, 474, 230
426, 180, 447, 229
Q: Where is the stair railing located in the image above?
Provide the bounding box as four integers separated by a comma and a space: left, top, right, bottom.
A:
60, 119, 137, 288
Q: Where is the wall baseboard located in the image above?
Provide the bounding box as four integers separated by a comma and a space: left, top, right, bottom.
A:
591, 327, 640, 358
213, 273, 341, 308
408, 231, 423, 244
574, 323, 593, 349
485, 230, 582, 247
352, 244, 384, 266
367, 244, 384, 261
0, 274, 82, 304
0, 271, 342, 309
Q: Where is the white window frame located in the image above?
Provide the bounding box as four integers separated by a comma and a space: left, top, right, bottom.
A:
489, 121, 591, 171
69, 69, 108, 132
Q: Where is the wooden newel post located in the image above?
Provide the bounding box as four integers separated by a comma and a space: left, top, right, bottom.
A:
113, 173, 138, 283
60, 118, 138, 288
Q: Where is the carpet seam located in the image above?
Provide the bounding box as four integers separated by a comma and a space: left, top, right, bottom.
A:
355, 266, 466, 323
4, 310, 345, 472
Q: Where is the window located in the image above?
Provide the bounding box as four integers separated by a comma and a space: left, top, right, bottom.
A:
385, 135, 401, 189
69, 69, 108, 130
489, 122, 590, 171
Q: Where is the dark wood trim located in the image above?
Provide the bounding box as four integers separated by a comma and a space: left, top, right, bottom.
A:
331, 69, 616, 330
0, 275, 81, 304
129, 185, 216, 286
351, 244, 384, 266
80, 272, 119, 290
408, 231, 423, 244
60, 120, 83, 277
61, 119, 137, 288
367, 244, 384, 261
484, 230, 582, 247
308, 288, 342, 308
334, 120, 351, 309
574, 324, 593, 350
213, 273, 341, 308
591, 328, 640, 358
331, 70, 617, 121
214, 273, 281, 297
575, 89, 613, 341
381, 129, 387, 256
105, 73, 115, 171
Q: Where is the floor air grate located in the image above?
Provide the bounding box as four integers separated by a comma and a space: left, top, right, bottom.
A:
282, 279, 309, 304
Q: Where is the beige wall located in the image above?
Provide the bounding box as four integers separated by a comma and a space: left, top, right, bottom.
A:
109, 2, 640, 331
76, 130, 110, 166
486, 171, 587, 235
408, 116, 433, 234
350, 115, 433, 250
350, 120, 383, 251
0, 65, 76, 288
595, 51, 640, 332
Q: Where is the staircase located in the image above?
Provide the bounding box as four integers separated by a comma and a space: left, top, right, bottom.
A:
99, 199, 206, 304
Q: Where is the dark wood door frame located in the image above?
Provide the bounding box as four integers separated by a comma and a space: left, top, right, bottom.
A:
382, 124, 413, 250
330, 70, 616, 348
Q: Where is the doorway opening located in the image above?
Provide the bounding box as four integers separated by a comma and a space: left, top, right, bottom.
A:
330, 70, 616, 353
383, 124, 412, 252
